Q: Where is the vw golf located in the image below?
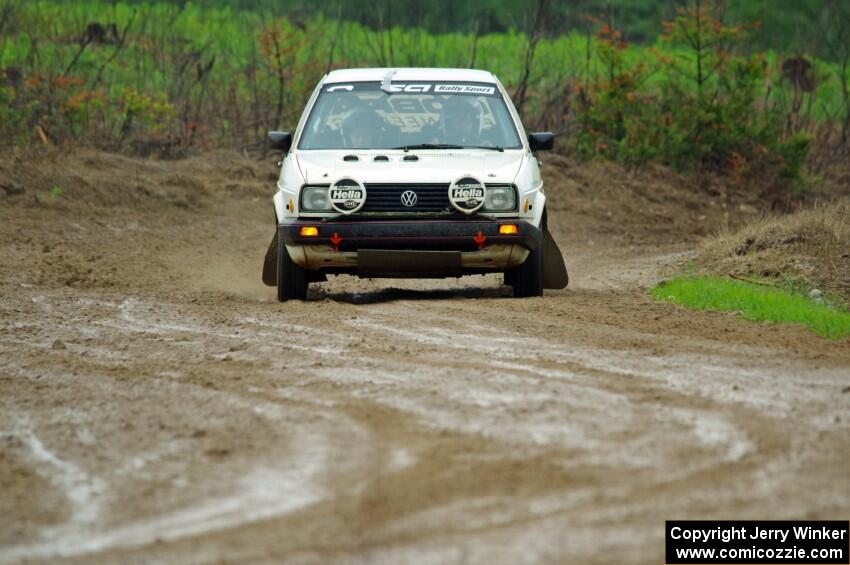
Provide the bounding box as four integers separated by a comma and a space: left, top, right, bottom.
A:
262, 67, 568, 300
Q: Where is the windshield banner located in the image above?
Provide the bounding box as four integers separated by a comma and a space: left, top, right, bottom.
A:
325, 82, 497, 96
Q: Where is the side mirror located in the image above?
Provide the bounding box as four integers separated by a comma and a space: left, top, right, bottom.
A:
268, 131, 292, 153
528, 132, 554, 152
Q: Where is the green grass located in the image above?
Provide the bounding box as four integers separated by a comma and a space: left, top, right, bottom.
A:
652, 276, 850, 340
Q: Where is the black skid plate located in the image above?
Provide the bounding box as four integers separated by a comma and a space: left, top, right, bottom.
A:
357, 249, 462, 278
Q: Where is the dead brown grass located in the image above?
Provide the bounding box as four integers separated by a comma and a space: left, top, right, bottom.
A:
698, 200, 850, 302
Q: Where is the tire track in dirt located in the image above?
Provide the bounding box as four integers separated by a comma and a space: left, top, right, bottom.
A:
0, 293, 371, 563
2, 281, 848, 563
1, 149, 848, 563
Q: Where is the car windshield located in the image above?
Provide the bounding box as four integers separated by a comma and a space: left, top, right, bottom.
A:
298, 81, 522, 150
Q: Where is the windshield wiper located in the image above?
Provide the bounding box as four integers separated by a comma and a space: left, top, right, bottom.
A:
462, 145, 504, 152
395, 143, 464, 151
395, 143, 505, 152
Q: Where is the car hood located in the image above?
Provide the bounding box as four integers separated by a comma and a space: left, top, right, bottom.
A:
295, 150, 525, 185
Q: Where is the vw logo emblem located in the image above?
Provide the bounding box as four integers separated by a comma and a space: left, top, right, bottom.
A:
400, 190, 418, 207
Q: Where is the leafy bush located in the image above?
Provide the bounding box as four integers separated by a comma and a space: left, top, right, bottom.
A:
571, 4, 816, 185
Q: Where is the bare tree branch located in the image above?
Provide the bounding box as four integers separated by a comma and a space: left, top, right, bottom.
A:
325, 4, 343, 74
513, 0, 550, 117
94, 10, 137, 84
468, 18, 480, 69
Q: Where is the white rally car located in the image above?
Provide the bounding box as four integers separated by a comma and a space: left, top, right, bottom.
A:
262, 68, 568, 300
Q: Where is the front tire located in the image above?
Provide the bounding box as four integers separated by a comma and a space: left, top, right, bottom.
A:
509, 241, 543, 298
276, 237, 308, 301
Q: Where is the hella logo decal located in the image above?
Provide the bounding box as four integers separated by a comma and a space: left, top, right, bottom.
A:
329, 177, 366, 214
448, 176, 486, 214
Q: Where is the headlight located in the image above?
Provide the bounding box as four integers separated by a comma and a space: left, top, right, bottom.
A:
301, 185, 331, 211
483, 185, 517, 211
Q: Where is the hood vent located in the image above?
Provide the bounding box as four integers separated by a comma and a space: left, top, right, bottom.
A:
343, 154, 359, 162
403, 155, 419, 161
373, 155, 390, 162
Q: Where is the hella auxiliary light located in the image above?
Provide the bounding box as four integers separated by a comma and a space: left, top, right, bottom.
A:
301, 177, 366, 215
301, 177, 367, 214
449, 176, 486, 214
329, 177, 366, 214
449, 177, 517, 213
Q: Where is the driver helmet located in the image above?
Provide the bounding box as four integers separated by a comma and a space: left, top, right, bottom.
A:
340, 109, 377, 148
440, 96, 484, 141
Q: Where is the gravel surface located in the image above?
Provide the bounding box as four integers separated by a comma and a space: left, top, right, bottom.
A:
1, 150, 848, 564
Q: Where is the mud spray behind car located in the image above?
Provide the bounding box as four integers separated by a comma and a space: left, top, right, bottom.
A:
261, 67, 568, 300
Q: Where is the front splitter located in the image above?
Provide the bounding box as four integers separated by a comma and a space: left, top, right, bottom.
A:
287, 243, 530, 275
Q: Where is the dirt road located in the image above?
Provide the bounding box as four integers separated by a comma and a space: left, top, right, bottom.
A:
1, 150, 848, 564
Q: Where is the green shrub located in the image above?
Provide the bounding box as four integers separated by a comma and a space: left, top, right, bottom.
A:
572, 4, 814, 184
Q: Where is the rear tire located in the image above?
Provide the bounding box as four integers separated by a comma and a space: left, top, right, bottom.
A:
276, 237, 308, 301
509, 240, 543, 298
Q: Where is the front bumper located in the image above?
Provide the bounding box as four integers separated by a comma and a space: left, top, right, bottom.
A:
280, 218, 540, 251
279, 218, 540, 276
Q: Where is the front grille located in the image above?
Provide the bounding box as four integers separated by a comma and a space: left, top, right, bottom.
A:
362, 183, 452, 213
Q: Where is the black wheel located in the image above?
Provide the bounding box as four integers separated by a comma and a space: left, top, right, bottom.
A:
509, 239, 543, 298
276, 237, 308, 301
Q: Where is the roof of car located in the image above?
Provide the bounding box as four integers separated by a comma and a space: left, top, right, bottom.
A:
324, 68, 497, 84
